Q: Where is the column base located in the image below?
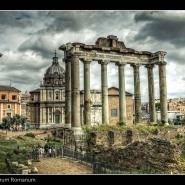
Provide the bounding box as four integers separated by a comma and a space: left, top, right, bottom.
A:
148, 121, 157, 125
64, 124, 71, 128
71, 127, 84, 135
70, 127, 85, 152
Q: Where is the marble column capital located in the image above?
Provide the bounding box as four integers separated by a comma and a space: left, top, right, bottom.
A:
81, 58, 92, 64
70, 52, 81, 58
63, 58, 70, 63
98, 60, 110, 65
115, 62, 126, 66
157, 61, 167, 66
130, 63, 141, 68
145, 64, 155, 69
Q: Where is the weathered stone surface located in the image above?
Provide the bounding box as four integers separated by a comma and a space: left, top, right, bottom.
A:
94, 138, 183, 173
12, 162, 18, 167
18, 164, 24, 168
31, 167, 38, 173
22, 169, 29, 174
27, 160, 32, 166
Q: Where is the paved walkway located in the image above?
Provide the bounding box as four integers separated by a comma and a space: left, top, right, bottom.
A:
32, 157, 93, 174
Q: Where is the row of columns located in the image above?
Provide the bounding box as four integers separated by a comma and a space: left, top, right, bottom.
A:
64, 54, 168, 128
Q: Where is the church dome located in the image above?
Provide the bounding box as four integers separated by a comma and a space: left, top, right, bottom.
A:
43, 52, 65, 86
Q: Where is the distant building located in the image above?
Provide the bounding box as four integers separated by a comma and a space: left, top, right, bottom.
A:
80, 90, 102, 126
168, 98, 185, 114
108, 87, 133, 124
29, 53, 65, 128
20, 91, 31, 120
0, 85, 21, 122
80, 87, 134, 125
156, 110, 183, 121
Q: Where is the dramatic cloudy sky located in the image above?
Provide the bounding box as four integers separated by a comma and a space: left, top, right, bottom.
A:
0, 10, 185, 102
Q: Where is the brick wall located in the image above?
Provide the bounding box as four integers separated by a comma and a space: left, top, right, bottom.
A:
108, 88, 133, 125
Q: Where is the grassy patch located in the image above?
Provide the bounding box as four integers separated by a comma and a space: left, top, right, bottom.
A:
175, 137, 185, 145
180, 153, 185, 162
24, 132, 35, 138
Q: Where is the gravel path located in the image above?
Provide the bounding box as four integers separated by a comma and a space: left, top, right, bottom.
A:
32, 158, 93, 174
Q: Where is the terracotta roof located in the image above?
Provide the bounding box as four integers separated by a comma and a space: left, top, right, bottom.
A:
0, 85, 21, 92
29, 88, 40, 93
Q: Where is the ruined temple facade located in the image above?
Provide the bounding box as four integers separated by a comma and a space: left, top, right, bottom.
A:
59, 35, 168, 134
29, 53, 66, 128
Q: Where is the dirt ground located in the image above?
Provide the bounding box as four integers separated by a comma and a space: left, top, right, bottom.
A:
32, 157, 93, 174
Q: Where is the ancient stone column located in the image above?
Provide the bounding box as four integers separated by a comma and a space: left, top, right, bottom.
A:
116, 62, 126, 122
131, 64, 142, 123
145, 64, 156, 124
71, 54, 82, 130
98, 60, 109, 124
158, 62, 168, 124
64, 58, 71, 128
82, 59, 91, 125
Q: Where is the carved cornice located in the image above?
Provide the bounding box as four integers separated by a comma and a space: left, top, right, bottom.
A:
149, 51, 167, 64
59, 36, 167, 66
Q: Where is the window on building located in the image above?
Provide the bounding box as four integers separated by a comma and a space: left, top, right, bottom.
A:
56, 93, 59, 100
49, 92, 51, 98
1, 94, 6, 100
111, 109, 117, 117
12, 95, 16, 100
7, 104, 11, 109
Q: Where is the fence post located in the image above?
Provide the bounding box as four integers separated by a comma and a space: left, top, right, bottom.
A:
93, 162, 100, 174
62, 145, 63, 158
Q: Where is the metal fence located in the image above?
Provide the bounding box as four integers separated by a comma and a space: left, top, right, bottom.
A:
26, 145, 156, 174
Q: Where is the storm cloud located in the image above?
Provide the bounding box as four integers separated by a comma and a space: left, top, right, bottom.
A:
0, 10, 185, 102
134, 11, 185, 48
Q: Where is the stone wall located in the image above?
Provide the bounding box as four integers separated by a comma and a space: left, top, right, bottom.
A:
5, 158, 38, 174
94, 138, 185, 173
86, 126, 185, 173
108, 88, 133, 125
0, 129, 54, 139
87, 127, 185, 151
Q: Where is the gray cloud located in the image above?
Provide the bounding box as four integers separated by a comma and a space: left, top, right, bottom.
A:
0, 11, 184, 102
0, 11, 34, 28
36, 11, 135, 35
134, 11, 185, 48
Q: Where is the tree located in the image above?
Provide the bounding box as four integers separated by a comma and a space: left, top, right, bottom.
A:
155, 102, 160, 111
2, 114, 27, 131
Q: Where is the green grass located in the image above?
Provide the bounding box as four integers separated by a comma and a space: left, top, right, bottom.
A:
180, 153, 185, 162
0, 135, 46, 174
82, 124, 159, 135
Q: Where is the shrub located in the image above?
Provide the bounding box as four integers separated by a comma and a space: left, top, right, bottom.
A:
24, 132, 35, 138
116, 121, 126, 127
